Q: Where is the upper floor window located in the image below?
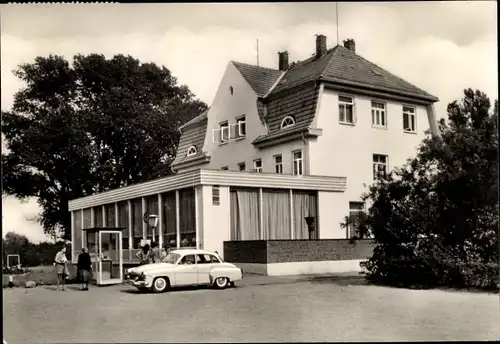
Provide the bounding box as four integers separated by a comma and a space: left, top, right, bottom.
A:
339, 95, 355, 124
220, 121, 229, 142
238, 162, 246, 171
403, 106, 416, 133
371, 101, 386, 128
221, 166, 228, 170
236, 115, 246, 138
212, 186, 220, 206
292, 150, 303, 176
186, 146, 197, 157
229, 86, 234, 96
274, 155, 283, 174
253, 159, 262, 173
373, 154, 388, 180
281, 116, 296, 129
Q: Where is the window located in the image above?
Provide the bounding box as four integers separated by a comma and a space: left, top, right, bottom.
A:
281, 116, 296, 129
253, 159, 262, 173
229, 86, 234, 96
373, 154, 388, 179
348, 202, 365, 239
221, 166, 228, 170
238, 162, 246, 171
403, 106, 416, 133
274, 155, 283, 174
212, 186, 220, 206
293, 150, 303, 176
371, 101, 386, 128
339, 95, 355, 124
180, 254, 196, 265
196, 254, 221, 264
220, 121, 229, 142
186, 146, 197, 157
236, 116, 246, 138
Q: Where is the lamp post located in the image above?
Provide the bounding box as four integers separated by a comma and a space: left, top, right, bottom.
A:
148, 214, 159, 244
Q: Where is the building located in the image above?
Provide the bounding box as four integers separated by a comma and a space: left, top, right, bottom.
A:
69, 35, 439, 276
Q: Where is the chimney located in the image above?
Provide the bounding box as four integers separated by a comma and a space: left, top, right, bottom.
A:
316, 34, 327, 58
278, 51, 289, 71
343, 38, 356, 53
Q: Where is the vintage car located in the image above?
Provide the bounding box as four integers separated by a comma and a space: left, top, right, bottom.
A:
124, 249, 243, 293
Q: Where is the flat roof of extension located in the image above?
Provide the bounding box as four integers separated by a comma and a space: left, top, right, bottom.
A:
68, 169, 346, 211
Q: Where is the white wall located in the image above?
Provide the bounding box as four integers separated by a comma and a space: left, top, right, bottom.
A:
202, 62, 309, 174
200, 185, 230, 258
317, 191, 346, 239
310, 88, 431, 236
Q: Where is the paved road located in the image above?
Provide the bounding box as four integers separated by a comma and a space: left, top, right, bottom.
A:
3, 274, 500, 343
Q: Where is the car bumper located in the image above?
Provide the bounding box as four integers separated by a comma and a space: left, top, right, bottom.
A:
125, 279, 147, 288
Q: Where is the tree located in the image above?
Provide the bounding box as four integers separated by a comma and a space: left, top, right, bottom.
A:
2, 54, 208, 239
360, 89, 498, 289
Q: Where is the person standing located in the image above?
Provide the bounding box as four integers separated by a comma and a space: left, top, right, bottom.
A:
135, 244, 151, 265
54, 246, 68, 291
77, 248, 92, 291
150, 242, 161, 264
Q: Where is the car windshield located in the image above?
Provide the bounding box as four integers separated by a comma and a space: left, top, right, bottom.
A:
161, 253, 180, 264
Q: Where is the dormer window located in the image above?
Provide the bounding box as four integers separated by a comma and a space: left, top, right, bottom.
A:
186, 146, 197, 157
281, 116, 296, 129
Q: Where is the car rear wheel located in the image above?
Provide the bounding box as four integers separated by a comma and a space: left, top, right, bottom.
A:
152, 277, 170, 293
214, 277, 229, 289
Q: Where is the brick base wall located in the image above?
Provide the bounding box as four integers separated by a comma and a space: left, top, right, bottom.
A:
223, 239, 374, 264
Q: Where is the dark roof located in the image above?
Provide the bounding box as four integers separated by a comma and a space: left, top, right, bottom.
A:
271, 45, 438, 101
172, 110, 209, 167
232, 61, 283, 97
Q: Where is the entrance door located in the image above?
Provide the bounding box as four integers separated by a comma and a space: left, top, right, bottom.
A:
98, 230, 123, 285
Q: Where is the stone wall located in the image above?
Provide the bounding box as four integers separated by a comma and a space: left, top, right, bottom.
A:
223, 239, 374, 264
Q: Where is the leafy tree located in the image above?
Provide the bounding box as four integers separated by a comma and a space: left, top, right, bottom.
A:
2, 54, 207, 240
360, 89, 498, 289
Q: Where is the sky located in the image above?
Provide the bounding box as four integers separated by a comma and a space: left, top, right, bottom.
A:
1, 2, 498, 243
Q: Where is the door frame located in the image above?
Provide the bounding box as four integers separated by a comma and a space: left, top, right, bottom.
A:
98, 230, 123, 285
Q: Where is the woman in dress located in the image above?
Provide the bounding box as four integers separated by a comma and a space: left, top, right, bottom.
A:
77, 248, 92, 291
54, 246, 69, 291
135, 244, 151, 265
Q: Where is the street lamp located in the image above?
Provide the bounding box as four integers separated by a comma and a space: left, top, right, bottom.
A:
148, 215, 159, 243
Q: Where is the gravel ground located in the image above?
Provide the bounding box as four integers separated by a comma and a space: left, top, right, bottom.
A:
3, 274, 499, 343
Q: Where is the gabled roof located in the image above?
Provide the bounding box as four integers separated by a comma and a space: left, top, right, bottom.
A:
232, 61, 283, 97
179, 109, 209, 131
271, 45, 438, 101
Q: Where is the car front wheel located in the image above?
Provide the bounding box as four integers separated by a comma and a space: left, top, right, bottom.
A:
214, 277, 229, 289
152, 277, 170, 293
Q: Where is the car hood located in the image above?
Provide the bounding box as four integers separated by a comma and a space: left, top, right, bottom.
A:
128, 263, 175, 274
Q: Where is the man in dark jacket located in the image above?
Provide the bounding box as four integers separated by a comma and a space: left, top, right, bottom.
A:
77, 248, 92, 291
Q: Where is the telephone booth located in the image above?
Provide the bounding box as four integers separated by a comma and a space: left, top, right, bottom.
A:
82, 227, 123, 286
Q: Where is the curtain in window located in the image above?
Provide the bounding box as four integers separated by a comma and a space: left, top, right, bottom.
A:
293, 192, 318, 239
82, 208, 92, 228
230, 189, 260, 240
117, 201, 129, 249
163, 192, 177, 248
262, 190, 291, 239
131, 198, 143, 248
94, 206, 103, 227
73, 210, 82, 261
179, 188, 196, 247
105, 204, 116, 227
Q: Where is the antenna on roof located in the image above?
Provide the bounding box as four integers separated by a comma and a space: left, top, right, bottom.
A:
336, 2, 340, 46
256, 38, 260, 67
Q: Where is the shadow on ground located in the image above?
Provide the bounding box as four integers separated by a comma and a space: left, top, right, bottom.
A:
306, 274, 367, 287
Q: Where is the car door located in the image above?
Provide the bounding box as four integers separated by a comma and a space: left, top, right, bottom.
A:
196, 254, 215, 285
174, 254, 198, 286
